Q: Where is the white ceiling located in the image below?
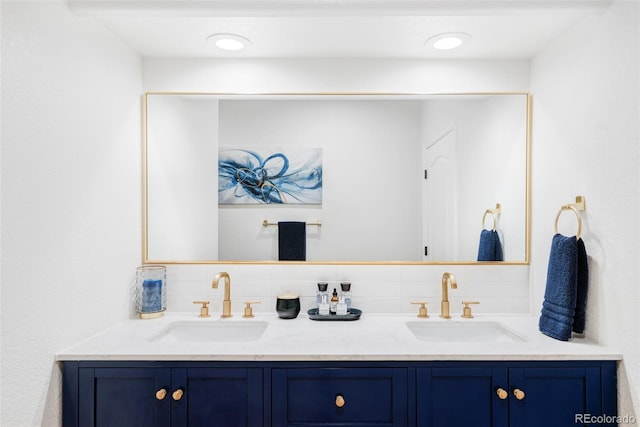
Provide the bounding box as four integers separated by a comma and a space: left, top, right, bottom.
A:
68, 0, 612, 59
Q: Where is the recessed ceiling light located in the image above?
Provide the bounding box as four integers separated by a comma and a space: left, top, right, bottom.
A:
425, 33, 471, 51
207, 33, 251, 52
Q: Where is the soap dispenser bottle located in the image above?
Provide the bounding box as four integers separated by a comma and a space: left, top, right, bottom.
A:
340, 282, 352, 312
318, 294, 330, 315
330, 288, 339, 314
337, 296, 348, 315
316, 282, 329, 308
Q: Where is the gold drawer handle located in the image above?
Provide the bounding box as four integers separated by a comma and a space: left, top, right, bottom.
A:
155, 388, 167, 401
513, 388, 525, 400
172, 389, 184, 401
335, 394, 345, 408
496, 388, 508, 400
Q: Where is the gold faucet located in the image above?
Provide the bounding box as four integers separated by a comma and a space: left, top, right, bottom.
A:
212, 272, 232, 318
440, 272, 458, 319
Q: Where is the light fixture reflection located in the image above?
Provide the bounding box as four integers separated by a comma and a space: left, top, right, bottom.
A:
426, 33, 471, 51
433, 37, 463, 50
207, 33, 251, 52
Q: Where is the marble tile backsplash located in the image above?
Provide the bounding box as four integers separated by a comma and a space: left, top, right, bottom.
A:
164, 264, 530, 317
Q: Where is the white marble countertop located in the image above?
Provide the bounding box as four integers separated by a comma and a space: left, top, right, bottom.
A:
56, 312, 622, 362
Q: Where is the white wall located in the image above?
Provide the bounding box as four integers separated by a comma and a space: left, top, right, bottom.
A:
143, 58, 530, 94
1, 1, 142, 425
531, 0, 640, 418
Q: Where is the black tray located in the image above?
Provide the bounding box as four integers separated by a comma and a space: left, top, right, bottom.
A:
307, 308, 362, 321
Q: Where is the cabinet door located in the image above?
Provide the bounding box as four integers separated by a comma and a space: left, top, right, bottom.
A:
78, 367, 171, 427
171, 367, 264, 427
508, 367, 602, 427
272, 367, 408, 427
416, 367, 508, 427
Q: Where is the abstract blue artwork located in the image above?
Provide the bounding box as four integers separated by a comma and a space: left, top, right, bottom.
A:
218, 147, 323, 204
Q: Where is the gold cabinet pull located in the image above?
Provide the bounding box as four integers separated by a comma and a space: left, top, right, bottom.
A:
172, 389, 184, 401
496, 388, 508, 400
335, 394, 345, 408
513, 388, 526, 400
155, 388, 167, 401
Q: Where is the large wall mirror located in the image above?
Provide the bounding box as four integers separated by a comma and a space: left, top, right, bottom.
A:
144, 93, 530, 264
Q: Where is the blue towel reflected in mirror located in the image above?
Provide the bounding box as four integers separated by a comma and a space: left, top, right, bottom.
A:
278, 221, 306, 261
477, 229, 504, 261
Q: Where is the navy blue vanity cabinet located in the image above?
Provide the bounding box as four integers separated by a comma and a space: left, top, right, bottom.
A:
416, 361, 617, 427
417, 366, 509, 427
173, 367, 264, 427
64, 360, 616, 427
272, 367, 409, 427
63, 362, 264, 427
63, 365, 171, 427
508, 365, 613, 427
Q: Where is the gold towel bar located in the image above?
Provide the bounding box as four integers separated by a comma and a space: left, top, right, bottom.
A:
554, 196, 586, 239
482, 203, 501, 231
262, 220, 322, 227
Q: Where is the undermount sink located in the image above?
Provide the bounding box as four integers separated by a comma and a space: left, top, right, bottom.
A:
149, 321, 268, 343
405, 320, 527, 343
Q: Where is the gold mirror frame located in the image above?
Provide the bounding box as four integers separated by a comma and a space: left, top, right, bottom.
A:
142, 92, 531, 265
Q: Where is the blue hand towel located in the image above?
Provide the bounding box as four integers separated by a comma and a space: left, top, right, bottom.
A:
573, 238, 589, 334
477, 229, 504, 261
278, 221, 306, 261
538, 234, 588, 341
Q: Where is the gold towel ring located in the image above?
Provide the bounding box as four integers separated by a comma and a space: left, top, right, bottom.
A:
482, 210, 497, 231
554, 205, 582, 239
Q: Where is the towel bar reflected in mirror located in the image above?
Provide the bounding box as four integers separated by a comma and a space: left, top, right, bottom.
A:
263, 220, 322, 227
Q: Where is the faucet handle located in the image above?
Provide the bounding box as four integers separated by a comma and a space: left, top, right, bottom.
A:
411, 301, 429, 318
193, 300, 211, 318
461, 301, 480, 318
243, 301, 261, 318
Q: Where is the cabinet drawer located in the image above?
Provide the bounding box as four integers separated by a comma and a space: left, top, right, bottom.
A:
272, 368, 408, 427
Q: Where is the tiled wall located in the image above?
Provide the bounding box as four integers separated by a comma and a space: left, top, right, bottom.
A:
164, 264, 530, 317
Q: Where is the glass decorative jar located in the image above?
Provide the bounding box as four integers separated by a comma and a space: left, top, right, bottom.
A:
135, 265, 166, 319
